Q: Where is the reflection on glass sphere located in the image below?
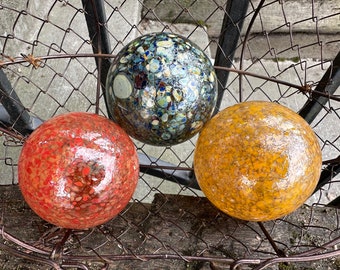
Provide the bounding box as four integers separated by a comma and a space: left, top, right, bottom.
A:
106, 32, 217, 146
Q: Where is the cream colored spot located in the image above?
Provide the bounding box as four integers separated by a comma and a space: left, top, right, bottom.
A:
156, 40, 174, 47
113, 73, 133, 99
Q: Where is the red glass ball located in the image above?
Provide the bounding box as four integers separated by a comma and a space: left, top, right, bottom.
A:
18, 112, 139, 229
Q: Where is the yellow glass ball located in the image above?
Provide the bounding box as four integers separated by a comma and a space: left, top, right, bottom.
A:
194, 101, 322, 221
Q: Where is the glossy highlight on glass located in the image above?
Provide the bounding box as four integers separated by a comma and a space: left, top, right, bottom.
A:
18, 112, 139, 229
106, 32, 217, 146
194, 101, 322, 222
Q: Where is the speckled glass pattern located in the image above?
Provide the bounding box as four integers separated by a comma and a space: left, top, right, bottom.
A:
194, 101, 322, 222
18, 112, 139, 229
106, 32, 217, 146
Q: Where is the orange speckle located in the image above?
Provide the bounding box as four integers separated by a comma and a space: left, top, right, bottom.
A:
74, 181, 83, 187
194, 101, 322, 222
82, 166, 91, 176
74, 137, 83, 145
18, 112, 139, 229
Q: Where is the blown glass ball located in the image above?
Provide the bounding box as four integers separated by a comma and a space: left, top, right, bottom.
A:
106, 32, 217, 146
194, 101, 322, 222
18, 112, 139, 229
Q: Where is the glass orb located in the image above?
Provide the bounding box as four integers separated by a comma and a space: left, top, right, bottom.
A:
194, 101, 322, 221
18, 112, 139, 229
106, 32, 217, 146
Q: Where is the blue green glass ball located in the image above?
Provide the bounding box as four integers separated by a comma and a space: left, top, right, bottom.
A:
105, 32, 217, 146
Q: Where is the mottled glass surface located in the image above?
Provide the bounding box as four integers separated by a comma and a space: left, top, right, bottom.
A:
194, 101, 322, 222
18, 112, 139, 229
106, 32, 217, 146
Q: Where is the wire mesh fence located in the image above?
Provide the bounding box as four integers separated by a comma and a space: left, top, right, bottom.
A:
0, 0, 339, 269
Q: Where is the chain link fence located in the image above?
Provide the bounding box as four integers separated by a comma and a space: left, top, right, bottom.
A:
0, 0, 339, 269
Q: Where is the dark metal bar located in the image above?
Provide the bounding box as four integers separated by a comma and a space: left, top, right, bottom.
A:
301, 50, 340, 193
321, 155, 340, 206
313, 155, 340, 194
81, 0, 113, 116
299, 50, 340, 124
186, 0, 251, 185
258, 222, 286, 258
327, 195, 340, 208
238, 0, 265, 101
213, 0, 249, 114
81, 0, 112, 71
0, 69, 42, 135
138, 153, 200, 189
